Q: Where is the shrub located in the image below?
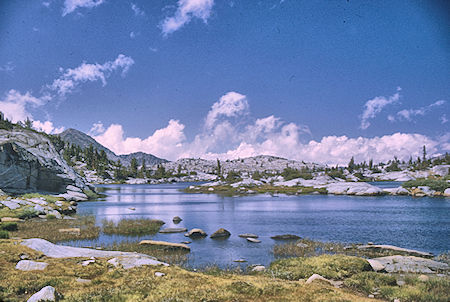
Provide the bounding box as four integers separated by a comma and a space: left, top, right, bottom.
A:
0, 222, 18, 231
17, 208, 38, 220
326, 169, 345, 179
46, 214, 56, 220
281, 167, 313, 181
0, 230, 9, 239
402, 178, 449, 192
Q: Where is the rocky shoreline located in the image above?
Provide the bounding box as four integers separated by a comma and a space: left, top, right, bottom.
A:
184, 175, 450, 197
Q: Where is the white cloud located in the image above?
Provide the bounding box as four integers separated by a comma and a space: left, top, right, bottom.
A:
441, 114, 448, 124
48, 54, 134, 97
94, 120, 187, 160
62, 0, 105, 16
130, 32, 136, 39
205, 91, 248, 130
92, 91, 447, 164
0, 90, 44, 122
360, 87, 401, 129
32, 120, 65, 134
131, 3, 145, 16
1, 55, 133, 137
161, 0, 214, 36
89, 121, 105, 136
0, 90, 64, 135
394, 100, 446, 121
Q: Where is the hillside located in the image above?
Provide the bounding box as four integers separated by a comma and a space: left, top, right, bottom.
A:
59, 129, 167, 166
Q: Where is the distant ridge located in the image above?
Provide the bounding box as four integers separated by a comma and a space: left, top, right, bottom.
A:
59, 128, 168, 166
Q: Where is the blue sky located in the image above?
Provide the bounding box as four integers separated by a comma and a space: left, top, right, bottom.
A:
0, 0, 449, 163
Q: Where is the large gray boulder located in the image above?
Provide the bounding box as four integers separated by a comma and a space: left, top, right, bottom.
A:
373, 255, 448, 273
15, 260, 48, 271
0, 129, 89, 194
27, 286, 56, 302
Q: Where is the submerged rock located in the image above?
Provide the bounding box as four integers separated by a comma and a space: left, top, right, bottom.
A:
172, 216, 182, 223
270, 234, 301, 240
139, 240, 190, 251
16, 260, 48, 271
246, 238, 261, 243
159, 227, 187, 234
27, 286, 56, 302
185, 228, 207, 238
238, 233, 258, 238
210, 228, 231, 239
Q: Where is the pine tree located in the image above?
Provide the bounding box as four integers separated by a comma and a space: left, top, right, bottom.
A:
130, 158, 138, 178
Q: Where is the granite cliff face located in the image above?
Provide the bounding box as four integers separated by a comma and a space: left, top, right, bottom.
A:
0, 129, 89, 194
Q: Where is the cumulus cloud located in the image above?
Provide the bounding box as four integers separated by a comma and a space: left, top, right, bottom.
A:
0, 54, 134, 136
0, 90, 64, 134
62, 0, 105, 16
394, 100, 446, 121
92, 91, 446, 164
94, 120, 187, 160
48, 54, 134, 97
89, 121, 105, 136
161, 0, 214, 36
204, 91, 248, 130
0, 90, 44, 123
131, 3, 145, 16
32, 120, 65, 134
360, 87, 401, 129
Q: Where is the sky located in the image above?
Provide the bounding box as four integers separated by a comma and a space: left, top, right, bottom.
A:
0, 0, 449, 164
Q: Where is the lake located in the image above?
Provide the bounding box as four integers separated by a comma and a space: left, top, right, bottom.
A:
70, 182, 450, 268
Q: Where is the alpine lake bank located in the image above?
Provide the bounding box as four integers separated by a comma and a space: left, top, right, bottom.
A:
1, 180, 449, 301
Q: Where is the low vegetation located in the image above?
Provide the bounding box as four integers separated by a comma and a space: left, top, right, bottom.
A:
0, 239, 378, 302
273, 239, 411, 259
184, 184, 327, 196
402, 178, 449, 193
101, 241, 189, 266
101, 218, 165, 236
270, 254, 372, 280
11, 216, 100, 242
345, 272, 450, 302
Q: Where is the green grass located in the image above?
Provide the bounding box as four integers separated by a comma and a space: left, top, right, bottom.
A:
0, 222, 18, 231
20, 193, 64, 204
0, 230, 9, 239
402, 178, 449, 192
273, 239, 413, 259
345, 272, 450, 302
101, 218, 165, 236
14, 216, 99, 242
184, 184, 328, 196
269, 254, 372, 280
0, 239, 376, 302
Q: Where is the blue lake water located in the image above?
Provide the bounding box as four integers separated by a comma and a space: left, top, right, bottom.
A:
70, 183, 450, 268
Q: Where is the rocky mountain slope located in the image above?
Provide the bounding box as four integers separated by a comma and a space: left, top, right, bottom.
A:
0, 129, 90, 194
59, 128, 167, 166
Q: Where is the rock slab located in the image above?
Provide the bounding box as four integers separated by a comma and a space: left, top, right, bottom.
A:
27, 286, 56, 302
16, 260, 48, 271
